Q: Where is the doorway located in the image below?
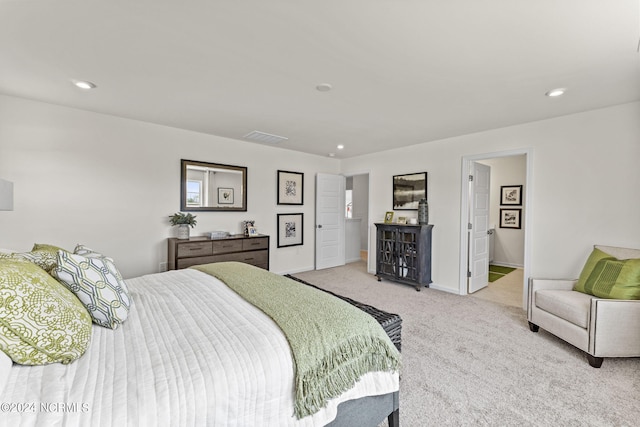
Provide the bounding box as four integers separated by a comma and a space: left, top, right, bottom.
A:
345, 173, 370, 264
459, 149, 532, 309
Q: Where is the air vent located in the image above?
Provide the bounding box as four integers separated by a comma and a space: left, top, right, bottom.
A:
243, 131, 289, 144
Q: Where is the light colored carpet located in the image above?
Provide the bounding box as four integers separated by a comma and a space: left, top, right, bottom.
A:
291, 261, 640, 427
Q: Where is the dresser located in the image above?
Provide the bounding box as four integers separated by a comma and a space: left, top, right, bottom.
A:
168, 235, 269, 270
375, 223, 433, 291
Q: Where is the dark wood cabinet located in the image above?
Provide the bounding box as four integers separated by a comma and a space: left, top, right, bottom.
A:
375, 223, 433, 291
168, 235, 269, 270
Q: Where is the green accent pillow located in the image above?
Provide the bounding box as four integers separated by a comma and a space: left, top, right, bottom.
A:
573, 248, 640, 300
54, 250, 132, 329
0, 258, 92, 365
0, 251, 58, 274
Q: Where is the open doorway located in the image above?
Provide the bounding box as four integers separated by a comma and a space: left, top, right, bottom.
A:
459, 149, 532, 309
345, 174, 369, 264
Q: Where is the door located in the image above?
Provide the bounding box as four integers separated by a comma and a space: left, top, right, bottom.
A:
315, 173, 346, 270
468, 162, 490, 293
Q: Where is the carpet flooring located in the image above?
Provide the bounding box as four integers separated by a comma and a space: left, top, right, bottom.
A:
290, 261, 640, 427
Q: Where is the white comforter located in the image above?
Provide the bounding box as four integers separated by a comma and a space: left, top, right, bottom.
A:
0, 269, 398, 426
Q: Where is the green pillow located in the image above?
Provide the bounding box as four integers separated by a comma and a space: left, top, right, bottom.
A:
0, 258, 92, 365
573, 248, 640, 300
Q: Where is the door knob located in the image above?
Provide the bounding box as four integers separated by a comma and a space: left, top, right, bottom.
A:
317, 224, 323, 228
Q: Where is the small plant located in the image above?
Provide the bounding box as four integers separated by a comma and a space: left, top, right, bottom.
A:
169, 212, 197, 228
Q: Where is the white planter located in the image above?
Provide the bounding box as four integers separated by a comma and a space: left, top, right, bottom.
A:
177, 224, 190, 239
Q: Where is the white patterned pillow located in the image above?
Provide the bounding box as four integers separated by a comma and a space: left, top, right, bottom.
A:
54, 250, 132, 329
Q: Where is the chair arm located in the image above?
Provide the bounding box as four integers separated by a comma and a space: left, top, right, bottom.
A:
529, 278, 577, 292
589, 298, 640, 357
527, 278, 578, 320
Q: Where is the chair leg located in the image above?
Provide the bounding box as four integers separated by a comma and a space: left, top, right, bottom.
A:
528, 321, 539, 332
587, 354, 603, 368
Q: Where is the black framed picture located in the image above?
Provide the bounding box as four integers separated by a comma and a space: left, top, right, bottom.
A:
217, 187, 234, 204
500, 208, 522, 229
277, 213, 304, 247
500, 185, 522, 206
393, 172, 427, 210
277, 170, 304, 205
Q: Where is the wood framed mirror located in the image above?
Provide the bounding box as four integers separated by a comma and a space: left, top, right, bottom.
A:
181, 159, 247, 211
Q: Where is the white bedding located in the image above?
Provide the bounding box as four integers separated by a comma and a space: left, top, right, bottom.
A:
0, 269, 398, 426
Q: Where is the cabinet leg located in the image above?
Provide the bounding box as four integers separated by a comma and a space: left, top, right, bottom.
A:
415, 285, 421, 292
377, 276, 381, 282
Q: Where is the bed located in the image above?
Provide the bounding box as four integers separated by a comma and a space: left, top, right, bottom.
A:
0, 248, 400, 427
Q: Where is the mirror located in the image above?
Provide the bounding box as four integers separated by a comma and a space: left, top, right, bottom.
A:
181, 159, 247, 211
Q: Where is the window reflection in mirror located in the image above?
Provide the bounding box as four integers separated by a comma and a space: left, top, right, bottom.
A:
180, 159, 247, 211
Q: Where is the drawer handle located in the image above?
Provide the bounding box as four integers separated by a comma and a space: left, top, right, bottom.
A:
189, 248, 202, 251
245, 257, 254, 261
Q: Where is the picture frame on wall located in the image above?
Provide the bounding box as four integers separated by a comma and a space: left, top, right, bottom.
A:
277, 170, 304, 205
500, 208, 522, 229
393, 172, 427, 210
217, 187, 234, 204
277, 213, 304, 247
500, 185, 522, 206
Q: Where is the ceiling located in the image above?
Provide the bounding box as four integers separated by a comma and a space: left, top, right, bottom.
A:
1, 0, 638, 159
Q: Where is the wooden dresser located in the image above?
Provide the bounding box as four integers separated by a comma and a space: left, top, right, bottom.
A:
168, 235, 269, 270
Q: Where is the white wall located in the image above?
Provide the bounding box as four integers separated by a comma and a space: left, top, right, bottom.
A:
341, 102, 640, 293
478, 155, 526, 267
0, 94, 340, 278
2, 94, 639, 289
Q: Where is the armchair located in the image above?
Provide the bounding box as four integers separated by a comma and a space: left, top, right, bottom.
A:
527, 245, 640, 368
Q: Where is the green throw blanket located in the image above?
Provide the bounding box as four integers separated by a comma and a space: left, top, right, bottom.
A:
192, 262, 401, 419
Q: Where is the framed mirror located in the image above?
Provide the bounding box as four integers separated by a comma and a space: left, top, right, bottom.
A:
181, 159, 247, 211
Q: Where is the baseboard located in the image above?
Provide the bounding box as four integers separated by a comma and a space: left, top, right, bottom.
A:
275, 265, 316, 275
428, 283, 458, 294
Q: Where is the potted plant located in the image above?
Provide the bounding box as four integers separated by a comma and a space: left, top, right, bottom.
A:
169, 212, 197, 239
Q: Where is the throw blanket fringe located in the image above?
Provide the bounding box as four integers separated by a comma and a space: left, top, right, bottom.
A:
192, 262, 400, 419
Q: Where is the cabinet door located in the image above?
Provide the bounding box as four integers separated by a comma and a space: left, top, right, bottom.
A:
397, 228, 418, 282
377, 227, 396, 276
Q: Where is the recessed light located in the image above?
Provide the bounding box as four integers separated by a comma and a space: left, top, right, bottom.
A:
73, 80, 96, 90
316, 83, 332, 92
337, 145, 344, 150
545, 88, 566, 97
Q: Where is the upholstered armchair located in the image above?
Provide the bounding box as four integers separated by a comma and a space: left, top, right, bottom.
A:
527, 245, 640, 368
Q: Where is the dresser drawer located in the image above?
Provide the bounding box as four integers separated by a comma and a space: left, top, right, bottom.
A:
212, 239, 243, 254
176, 255, 218, 269
242, 237, 269, 251
210, 250, 269, 268
176, 242, 213, 258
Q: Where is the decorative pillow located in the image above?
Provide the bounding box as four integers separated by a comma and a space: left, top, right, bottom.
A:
0, 251, 58, 274
573, 248, 640, 300
0, 258, 92, 365
54, 250, 132, 329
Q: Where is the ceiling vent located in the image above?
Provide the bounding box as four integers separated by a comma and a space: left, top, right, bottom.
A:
243, 130, 289, 144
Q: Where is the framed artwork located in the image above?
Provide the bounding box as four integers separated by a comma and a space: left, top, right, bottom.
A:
500, 185, 522, 206
500, 208, 522, 229
397, 216, 407, 224
393, 172, 427, 210
277, 170, 304, 205
277, 213, 304, 247
217, 187, 234, 204
384, 211, 394, 223
247, 226, 259, 237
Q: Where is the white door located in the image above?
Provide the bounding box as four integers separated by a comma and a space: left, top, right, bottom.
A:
468, 162, 490, 293
315, 173, 346, 270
